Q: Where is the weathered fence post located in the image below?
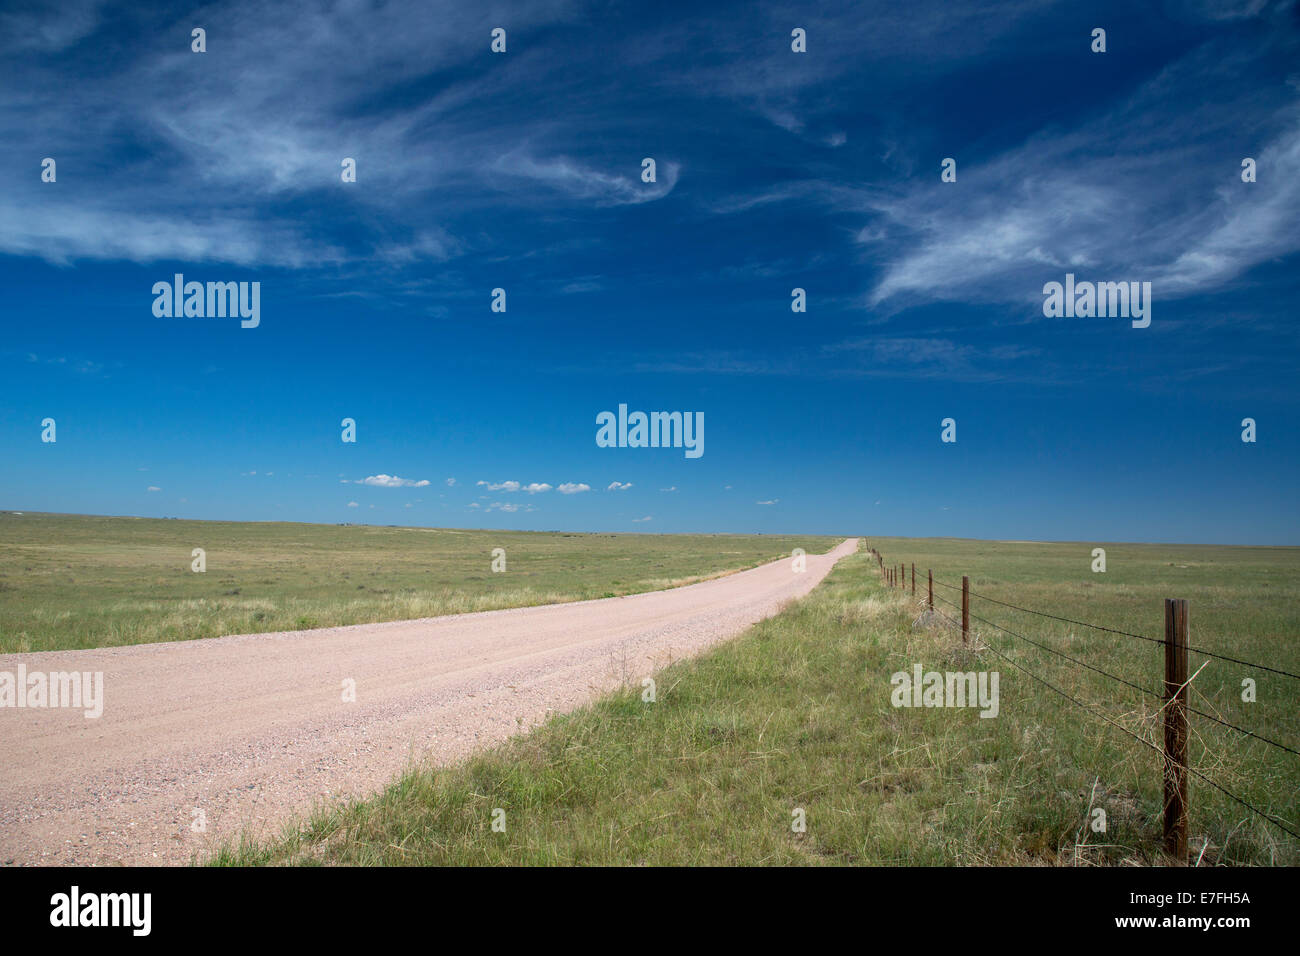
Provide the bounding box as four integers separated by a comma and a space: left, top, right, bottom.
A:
961, 575, 969, 644
911, 563, 915, 595
1163, 598, 1190, 864
928, 569, 933, 609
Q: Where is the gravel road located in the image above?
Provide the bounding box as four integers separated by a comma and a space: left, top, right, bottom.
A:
0, 538, 857, 865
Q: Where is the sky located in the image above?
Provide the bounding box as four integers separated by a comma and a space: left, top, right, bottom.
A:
1, 0, 1298, 543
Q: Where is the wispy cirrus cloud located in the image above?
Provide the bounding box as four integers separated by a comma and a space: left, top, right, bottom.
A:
490, 151, 680, 205
0, 0, 109, 53
824, 338, 1043, 382
860, 37, 1300, 310
0, 0, 684, 269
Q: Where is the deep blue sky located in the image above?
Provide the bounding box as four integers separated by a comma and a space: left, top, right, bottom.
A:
2, 0, 1298, 542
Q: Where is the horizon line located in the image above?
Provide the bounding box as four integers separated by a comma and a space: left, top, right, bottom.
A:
5, 510, 1297, 550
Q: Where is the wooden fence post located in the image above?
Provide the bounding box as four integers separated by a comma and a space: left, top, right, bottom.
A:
911, 563, 915, 595
961, 575, 969, 644
928, 569, 933, 609
1164, 598, 1189, 864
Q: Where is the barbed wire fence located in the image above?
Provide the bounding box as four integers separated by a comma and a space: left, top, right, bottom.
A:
862, 544, 1300, 861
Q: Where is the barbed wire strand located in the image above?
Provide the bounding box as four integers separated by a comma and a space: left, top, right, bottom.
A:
916, 569, 1300, 682
922, 601, 1300, 840
935, 596, 1300, 760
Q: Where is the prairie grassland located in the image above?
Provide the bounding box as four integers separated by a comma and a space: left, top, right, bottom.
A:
215, 539, 1299, 866
0, 512, 839, 653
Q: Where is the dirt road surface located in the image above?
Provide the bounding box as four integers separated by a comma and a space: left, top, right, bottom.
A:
0, 538, 857, 865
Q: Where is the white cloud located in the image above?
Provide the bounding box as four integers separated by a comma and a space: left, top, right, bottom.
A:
607, 481, 633, 491
355, 474, 430, 488
756, 499, 779, 506
557, 482, 590, 495
146, 486, 161, 492
523, 483, 552, 494
445, 477, 456, 486
660, 486, 677, 492
346, 501, 359, 508
477, 480, 521, 492
632, 516, 652, 522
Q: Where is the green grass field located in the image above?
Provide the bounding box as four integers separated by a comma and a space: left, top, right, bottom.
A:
213, 536, 1300, 866
0, 512, 839, 654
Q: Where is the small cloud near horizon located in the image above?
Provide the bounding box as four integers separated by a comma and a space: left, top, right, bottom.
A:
354, 474, 430, 488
